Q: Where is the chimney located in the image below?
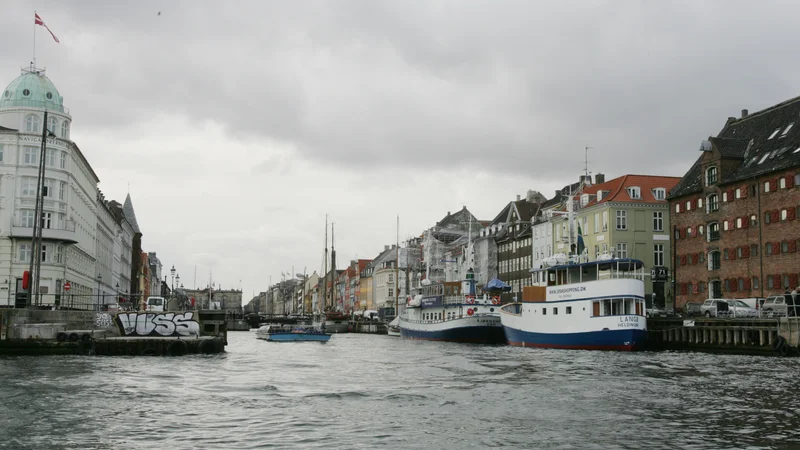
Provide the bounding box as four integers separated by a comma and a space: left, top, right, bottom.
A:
516, 194, 521, 201
385, 245, 390, 251
595, 173, 605, 184
742, 109, 748, 118
555, 190, 561, 199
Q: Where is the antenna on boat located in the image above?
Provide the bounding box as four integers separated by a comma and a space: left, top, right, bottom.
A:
584, 146, 593, 185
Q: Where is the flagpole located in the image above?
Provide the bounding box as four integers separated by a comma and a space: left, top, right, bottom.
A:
33, 11, 36, 68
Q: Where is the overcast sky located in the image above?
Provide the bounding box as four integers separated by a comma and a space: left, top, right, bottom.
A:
1, 1, 797, 300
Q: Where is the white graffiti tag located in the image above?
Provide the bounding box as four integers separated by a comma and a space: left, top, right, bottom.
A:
115, 312, 200, 337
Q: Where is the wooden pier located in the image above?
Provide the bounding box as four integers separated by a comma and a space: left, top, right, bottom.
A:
349, 320, 387, 334
647, 317, 799, 356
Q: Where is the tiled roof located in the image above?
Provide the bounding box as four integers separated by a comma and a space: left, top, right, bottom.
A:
671, 95, 800, 198
581, 174, 681, 207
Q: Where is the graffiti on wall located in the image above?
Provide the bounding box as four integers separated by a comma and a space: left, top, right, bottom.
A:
115, 312, 200, 337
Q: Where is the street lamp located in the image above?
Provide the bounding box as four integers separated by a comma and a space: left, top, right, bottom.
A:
176, 274, 180, 292
96, 274, 102, 312
115, 282, 119, 308
170, 265, 176, 295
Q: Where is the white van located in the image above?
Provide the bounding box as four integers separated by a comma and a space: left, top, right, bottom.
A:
146, 296, 165, 312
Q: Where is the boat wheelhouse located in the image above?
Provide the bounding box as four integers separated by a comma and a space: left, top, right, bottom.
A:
500, 258, 648, 351
399, 270, 505, 344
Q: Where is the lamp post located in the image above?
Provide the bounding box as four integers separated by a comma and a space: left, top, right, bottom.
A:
96, 274, 102, 312
170, 265, 176, 296
115, 282, 119, 308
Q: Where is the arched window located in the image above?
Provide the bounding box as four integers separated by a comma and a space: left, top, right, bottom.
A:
61, 121, 69, 139
707, 222, 720, 241
709, 280, 722, 299
706, 194, 719, 212
706, 166, 718, 185
708, 250, 721, 270
47, 116, 57, 134
25, 114, 40, 133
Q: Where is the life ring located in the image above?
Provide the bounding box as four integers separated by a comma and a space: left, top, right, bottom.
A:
772, 336, 788, 356
466, 296, 475, 304
492, 297, 500, 305
56, 332, 67, 342
140, 347, 158, 356
467, 308, 474, 316
167, 340, 189, 357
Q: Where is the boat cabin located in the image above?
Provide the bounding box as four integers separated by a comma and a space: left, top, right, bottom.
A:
531, 258, 645, 287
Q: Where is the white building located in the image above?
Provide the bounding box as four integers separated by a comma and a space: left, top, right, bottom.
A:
373, 265, 405, 310
0, 66, 139, 309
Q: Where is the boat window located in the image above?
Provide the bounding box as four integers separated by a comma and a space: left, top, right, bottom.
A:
566, 306, 572, 314
603, 301, 612, 316
553, 307, 558, 315
542, 308, 547, 315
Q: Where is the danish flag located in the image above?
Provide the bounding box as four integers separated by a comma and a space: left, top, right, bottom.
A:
35, 13, 60, 44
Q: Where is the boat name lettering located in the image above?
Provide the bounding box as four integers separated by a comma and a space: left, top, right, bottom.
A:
549, 286, 587, 295
617, 316, 640, 328
115, 312, 200, 337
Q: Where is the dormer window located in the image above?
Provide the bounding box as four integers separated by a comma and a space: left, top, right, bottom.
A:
706, 166, 718, 186
652, 188, 666, 200
626, 187, 641, 199
597, 191, 604, 201
580, 194, 590, 207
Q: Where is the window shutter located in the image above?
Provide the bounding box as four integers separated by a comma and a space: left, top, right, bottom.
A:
774, 242, 781, 254
772, 210, 780, 223
744, 278, 751, 290
772, 179, 778, 191
743, 246, 750, 258
740, 186, 748, 198
791, 274, 799, 287
729, 249, 736, 260
727, 189, 735, 200
680, 255, 687, 266
730, 279, 738, 292
741, 216, 750, 228
691, 254, 698, 265
787, 175, 796, 188
789, 240, 797, 253
680, 229, 686, 239
692, 284, 699, 294
774, 274, 782, 288
788, 207, 796, 221
680, 283, 688, 295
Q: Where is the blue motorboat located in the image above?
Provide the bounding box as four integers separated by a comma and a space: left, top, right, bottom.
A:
255, 325, 331, 342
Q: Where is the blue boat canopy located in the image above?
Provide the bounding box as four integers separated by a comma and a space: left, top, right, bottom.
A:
485, 278, 511, 291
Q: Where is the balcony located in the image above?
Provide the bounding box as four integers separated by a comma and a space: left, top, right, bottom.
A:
10, 219, 78, 244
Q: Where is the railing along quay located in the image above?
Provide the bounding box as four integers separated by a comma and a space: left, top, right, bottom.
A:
647, 317, 799, 356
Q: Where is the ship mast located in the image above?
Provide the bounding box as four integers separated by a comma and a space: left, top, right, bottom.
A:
322, 215, 328, 313
395, 215, 399, 320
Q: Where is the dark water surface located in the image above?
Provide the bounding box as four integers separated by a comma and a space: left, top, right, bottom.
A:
1, 332, 799, 449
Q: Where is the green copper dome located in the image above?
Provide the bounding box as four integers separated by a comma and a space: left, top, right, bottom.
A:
0, 69, 65, 113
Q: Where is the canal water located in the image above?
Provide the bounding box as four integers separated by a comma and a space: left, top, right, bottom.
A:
1, 332, 799, 449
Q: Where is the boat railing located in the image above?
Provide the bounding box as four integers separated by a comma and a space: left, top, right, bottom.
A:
403, 312, 496, 324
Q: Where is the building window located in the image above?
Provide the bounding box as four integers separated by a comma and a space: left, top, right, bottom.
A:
709, 251, 720, 270
61, 121, 69, 139
47, 116, 57, 133
553, 307, 558, 315
675, 204, 681, 213
43, 179, 54, 198
706, 166, 718, 185
652, 188, 666, 200
698, 225, 704, 235
780, 178, 787, 189
60, 151, 67, 169
0, 144, 4, 162
735, 188, 741, 199
25, 114, 40, 133
750, 215, 757, 227
24, 146, 38, 165
750, 244, 758, 256
765, 181, 771, 193
782, 241, 789, 253
602, 211, 608, 231
753, 277, 759, 290
41, 212, 52, 229
616, 243, 628, 259
20, 210, 35, 227
698, 281, 706, 293
707, 194, 719, 212
616, 210, 627, 230
46, 149, 56, 166
723, 220, 729, 231
41, 244, 49, 262
708, 222, 720, 241
766, 243, 773, 256
627, 187, 641, 199
653, 212, 663, 231
685, 200, 691, 211
710, 281, 722, 299
56, 245, 63, 264
781, 209, 788, 221
21, 178, 37, 196
736, 218, 742, 229
654, 244, 664, 266
765, 212, 771, 224
737, 247, 743, 258
59, 181, 66, 200
19, 243, 31, 262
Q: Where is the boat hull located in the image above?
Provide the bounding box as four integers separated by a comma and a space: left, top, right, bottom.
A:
399, 315, 505, 344
257, 333, 331, 342
503, 326, 646, 351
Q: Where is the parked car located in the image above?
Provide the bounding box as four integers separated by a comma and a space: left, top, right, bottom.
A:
684, 302, 702, 317
725, 300, 759, 317
760, 295, 797, 317
701, 299, 730, 317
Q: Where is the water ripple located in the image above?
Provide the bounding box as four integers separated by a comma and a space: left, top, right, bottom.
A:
1, 332, 800, 449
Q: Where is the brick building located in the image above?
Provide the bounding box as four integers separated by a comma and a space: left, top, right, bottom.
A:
669, 99, 800, 309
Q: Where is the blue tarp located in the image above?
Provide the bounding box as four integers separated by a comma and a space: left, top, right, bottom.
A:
485, 278, 511, 291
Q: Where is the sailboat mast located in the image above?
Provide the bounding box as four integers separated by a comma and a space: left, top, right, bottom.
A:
331, 222, 336, 311
395, 215, 399, 318
322, 215, 328, 312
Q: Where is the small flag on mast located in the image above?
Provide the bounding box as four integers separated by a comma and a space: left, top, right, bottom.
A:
35, 13, 60, 44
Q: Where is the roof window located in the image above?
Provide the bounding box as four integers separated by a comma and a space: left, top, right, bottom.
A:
758, 152, 770, 164
46, 92, 53, 99
768, 128, 781, 139
22, 89, 30, 96
627, 186, 641, 199
793, 147, 800, 154
652, 188, 666, 200
782, 123, 795, 137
